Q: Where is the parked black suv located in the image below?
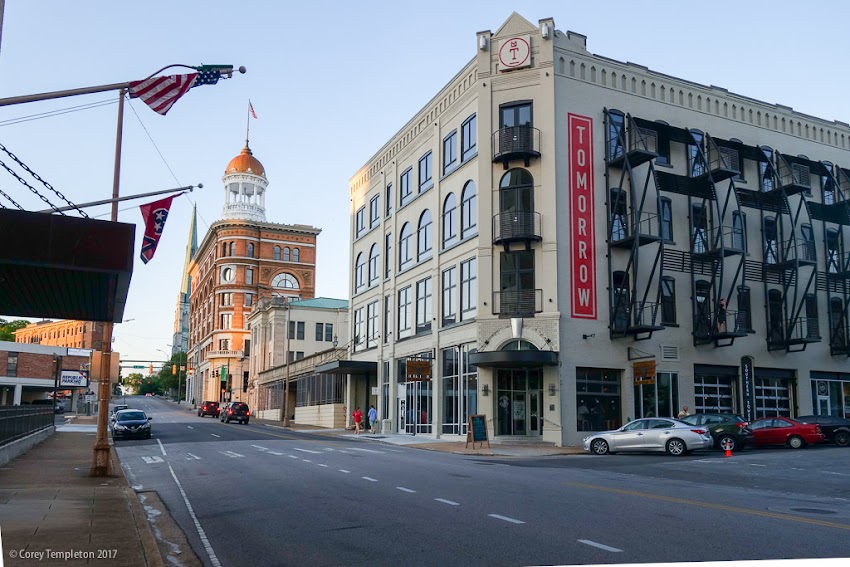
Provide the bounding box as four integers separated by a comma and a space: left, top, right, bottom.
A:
796, 415, 850, 447
679, 413, 754, 452
198, 401, 220, 418
220, 402, 250, 424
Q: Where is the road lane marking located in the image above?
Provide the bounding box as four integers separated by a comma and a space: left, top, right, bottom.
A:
168, 464, 222, 567
302, 459, 312, 463
435, 498, 459, 506
157, 439, 167, 456
288, 455, 298, 459
187, 426, 194, 429
318, 464, 328, 467
251, 445, 269, 451
348, 447, 385, 454
565, 482, 850, 531
294, 448, 323, 454
186, 453, 200, 460
749, 464, 767, 467
489, 514, 525, 525
396, 487, 416, 493
141, 456, 164, 464
210, 434, 221, 438
220, 451, 245, 458
268, 451, 284, 456
578, 539, 622, 552
362, 476, 378, 482
339, 469, 351, 474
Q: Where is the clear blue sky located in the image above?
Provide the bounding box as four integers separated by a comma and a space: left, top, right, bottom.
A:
2, 0, 848, 364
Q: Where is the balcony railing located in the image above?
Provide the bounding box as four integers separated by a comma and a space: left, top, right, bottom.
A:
691, 225, 746, 256
493, 289, 543, 317
492, 211, 542, 245
610, 211, 660, 247
0, 406, 53, 447
492, 125, 541, 166
607, 125, 658, 168
612, 301, 663, 334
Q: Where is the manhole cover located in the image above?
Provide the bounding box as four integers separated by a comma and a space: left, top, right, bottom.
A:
790, 508, 836, 515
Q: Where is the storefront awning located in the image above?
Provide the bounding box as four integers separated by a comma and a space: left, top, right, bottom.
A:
469, 350, 559, 368
315, 360, 377, 376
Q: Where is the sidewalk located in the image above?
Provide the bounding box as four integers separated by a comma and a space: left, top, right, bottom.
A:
0, 418, 162, 567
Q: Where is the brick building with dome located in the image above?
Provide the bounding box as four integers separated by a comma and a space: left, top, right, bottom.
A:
185, 143, 321, 406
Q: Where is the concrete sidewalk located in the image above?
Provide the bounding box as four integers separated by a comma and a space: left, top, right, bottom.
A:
0, 420, 162, 567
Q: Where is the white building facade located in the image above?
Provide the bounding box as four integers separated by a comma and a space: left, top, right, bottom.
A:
348, 13, 850, 446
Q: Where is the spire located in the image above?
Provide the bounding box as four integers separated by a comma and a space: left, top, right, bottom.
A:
180, 204, 198, 295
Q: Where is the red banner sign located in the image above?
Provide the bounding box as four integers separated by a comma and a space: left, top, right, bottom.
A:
569, 113, 597, 319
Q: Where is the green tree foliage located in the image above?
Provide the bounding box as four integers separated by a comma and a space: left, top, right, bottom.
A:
0, 319, 29, 342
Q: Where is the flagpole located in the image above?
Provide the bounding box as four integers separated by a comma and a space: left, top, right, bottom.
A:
91, 87, 126, 477
246, 100, 251, 146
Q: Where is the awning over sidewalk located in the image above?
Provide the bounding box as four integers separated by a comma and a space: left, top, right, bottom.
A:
469, 350, 558, 368
314, 360, 377, 376
0, 210, 135, 323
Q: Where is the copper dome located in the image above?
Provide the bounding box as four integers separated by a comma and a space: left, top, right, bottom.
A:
225, 145, 265, 177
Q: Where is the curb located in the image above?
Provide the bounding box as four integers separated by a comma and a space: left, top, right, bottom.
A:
109, 439, 165, 567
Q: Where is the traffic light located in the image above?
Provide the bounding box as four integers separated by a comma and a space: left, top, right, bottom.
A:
172, 364, 177, 375
149, 363, 153, 375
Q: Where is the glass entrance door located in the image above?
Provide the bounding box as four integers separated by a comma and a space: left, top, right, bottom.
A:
496, 368, 542, 436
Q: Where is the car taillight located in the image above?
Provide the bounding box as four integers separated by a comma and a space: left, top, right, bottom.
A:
228, 409, 233, 414
691, 429, 707, 435
735, 422, 748, 428
246, 411, 250, 416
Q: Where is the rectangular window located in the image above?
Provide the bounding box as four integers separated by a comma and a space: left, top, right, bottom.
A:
737, 286, 753, 332
443, 131, 458, 175
220, 314, 231, 329
370, 195, 380, 228
660, 197, 673, 242
385, 183, 393, 216
692, 204, 707, 254
460, 257, 477, 321
244, 293, 253, 307
367, 301, 379, 348
219, 339, 230, 350
661, 277, 676, 325
6, 352, 17, 377
288, 320, 295, 339
688, 132, 706, 177
416, 277, 432, 334
499, 251, 535, 315
398, 286, 412, 339
418, 151, 433, 192
764, 217, 778, 264
356, 206, 366, 238
220, 293, 232, 306
655, 133, 671, 166
461, 114, 477, 161
732, 211, 746, 252
385, 232, 392, 279
576, 368, 622, 431
296, 321, 305, 340
384, 295, 391, 344
325, 323, 334, 342
315, 322, 324, 341
246, 268, 254, 285
442, 266, 457, 326
353, 307, 364, 350
400, 168, 413, 206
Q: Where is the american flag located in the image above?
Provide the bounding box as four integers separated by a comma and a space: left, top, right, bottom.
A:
129, 70, 220, 116
249, 100, 258, 119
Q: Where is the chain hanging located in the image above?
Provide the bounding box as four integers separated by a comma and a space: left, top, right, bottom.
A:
0, 186, 25, 210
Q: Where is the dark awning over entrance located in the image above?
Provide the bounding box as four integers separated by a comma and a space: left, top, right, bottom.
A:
0, 210, 135, 323
315, 360, 377, 376
469, 350, 559, 369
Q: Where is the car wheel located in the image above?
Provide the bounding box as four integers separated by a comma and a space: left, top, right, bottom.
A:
666, 438, 687, 456
590, 439, 609, 455
718, 434, 737, 452
834, 431, 850, 447
145, 432, 151, 439
788, 435, 805, 449
244, 419, 249, 425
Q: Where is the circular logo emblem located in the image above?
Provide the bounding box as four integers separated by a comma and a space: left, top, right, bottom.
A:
498, 37, 531, 69
499, 395, 510, 409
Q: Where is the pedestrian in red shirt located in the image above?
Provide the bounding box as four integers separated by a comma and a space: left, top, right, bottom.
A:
353, 407, 363, 435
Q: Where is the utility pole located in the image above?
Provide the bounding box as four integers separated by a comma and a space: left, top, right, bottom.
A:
279, 298, 291, 426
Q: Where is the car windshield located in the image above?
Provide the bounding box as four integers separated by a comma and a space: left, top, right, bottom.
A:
117, 411, 146, 421
678, 415, 698, 425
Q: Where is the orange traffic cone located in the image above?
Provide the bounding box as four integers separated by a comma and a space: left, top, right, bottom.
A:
724, 447, 733, 457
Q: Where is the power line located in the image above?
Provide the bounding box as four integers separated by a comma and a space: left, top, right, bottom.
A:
0, 98, 118, 127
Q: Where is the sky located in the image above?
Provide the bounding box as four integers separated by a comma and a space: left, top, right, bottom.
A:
2, 0, 849, 365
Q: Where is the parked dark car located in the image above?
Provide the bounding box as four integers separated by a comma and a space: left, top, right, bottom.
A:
795, 415, 850, 447
197, 401, 220, 418
31, 399, 64, 413
111, 409, 152, 440
679, 413, 754, 452
220, 402, 250, 424
749, 417, 824, 449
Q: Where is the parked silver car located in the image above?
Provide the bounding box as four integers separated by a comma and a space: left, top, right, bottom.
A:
583, 418, 712, 456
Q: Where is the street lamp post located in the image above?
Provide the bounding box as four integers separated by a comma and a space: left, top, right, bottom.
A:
279, 298, 291, 426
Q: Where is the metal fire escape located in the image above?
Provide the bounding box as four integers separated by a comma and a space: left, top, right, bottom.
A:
739, 149, 819, 352
807, 163, 850, 356
604, 110, 664, 341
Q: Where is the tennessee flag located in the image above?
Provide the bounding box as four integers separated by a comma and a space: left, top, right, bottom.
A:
139, 196, 176, 264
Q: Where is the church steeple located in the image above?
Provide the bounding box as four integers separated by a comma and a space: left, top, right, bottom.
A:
221, 144, 267, 222
180, 204, 198, 295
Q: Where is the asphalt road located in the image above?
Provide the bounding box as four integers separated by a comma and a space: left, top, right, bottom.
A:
114, 396, 850, 567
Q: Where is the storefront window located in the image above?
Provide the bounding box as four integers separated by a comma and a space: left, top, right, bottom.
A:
576, 368, 621, 432
634, 372, 679, 419
694, 368, 736, 414
754, 377, 791, 418
440, 344, 477, 435
810, 373, 850, 418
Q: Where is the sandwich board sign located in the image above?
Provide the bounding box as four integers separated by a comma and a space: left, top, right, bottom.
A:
466, 414, 490, 449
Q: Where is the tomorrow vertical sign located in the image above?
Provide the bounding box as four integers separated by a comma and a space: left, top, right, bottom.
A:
568, 113, 597, 319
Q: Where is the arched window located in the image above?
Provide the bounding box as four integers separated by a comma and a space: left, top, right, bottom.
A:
283, 247, 291, 262
293, 248, 300, 262
274, 246, 280, 260
221, 242, 228, 257
499, 170, 534, 235
417, 209, 432, 261
368, 244, 379, 286
355, 253, 366, 292
229, 242, 236, 256
461, 181, 477, 238
271, 272, 300, 291
442, 193, 457, 248
247, 243, 255, 258
399, 223, 413, 271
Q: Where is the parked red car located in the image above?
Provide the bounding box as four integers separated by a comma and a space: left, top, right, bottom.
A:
749, 417, 825, 449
